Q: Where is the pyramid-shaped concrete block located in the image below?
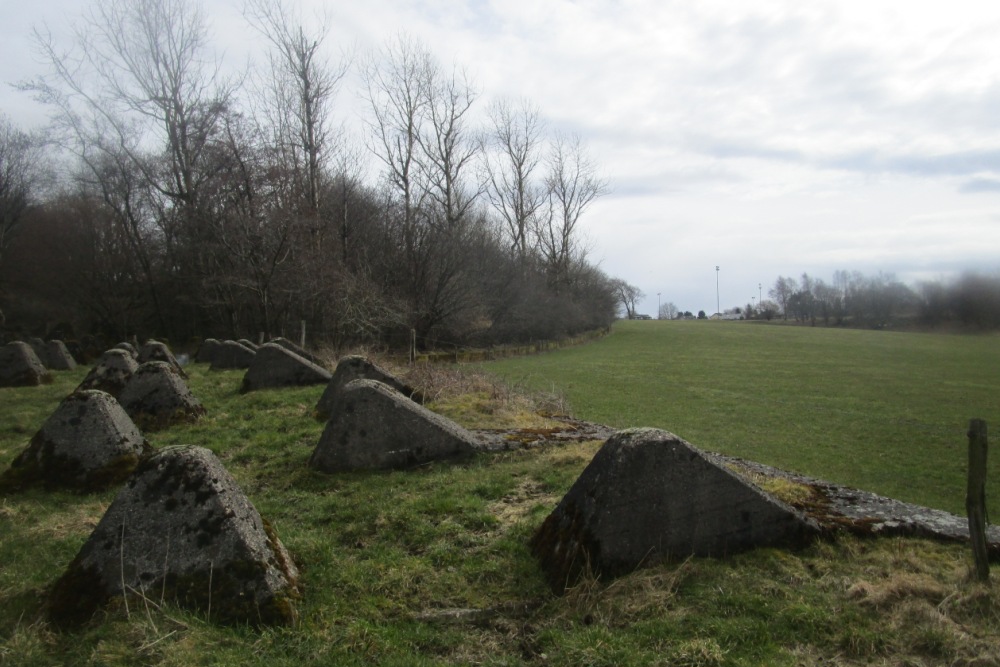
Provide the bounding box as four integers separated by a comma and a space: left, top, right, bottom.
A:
237, 338, 259, 351
44, 340, 77, 370
2, 390, 151, 491
118, 361, 205, 431
309, 379, 479, 472
0, 341, 52, 387
28, 337, 47, 364
211, 340, 256, 370
195, 338, 221, 364
77, 349, 140, 398
48, 445, 300, 628
269, 337, 324, 367
314, 355, 420, 420
239, 343, 331, 393
113, 341, 139, 359
138, 340, 186, 377
531, 428, 820, 592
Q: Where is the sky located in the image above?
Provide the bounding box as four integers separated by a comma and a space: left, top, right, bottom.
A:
2, 0, 1000, 317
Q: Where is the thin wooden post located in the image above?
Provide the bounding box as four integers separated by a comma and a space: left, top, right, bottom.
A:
967, 418, 990, 581
299, 320, 306, 348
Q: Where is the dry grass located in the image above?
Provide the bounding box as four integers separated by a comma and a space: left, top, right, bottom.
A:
400, 362, 570, 430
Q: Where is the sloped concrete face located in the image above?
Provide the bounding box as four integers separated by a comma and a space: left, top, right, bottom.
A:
269, 337, 324, 367
77, 349, 139, 397
530, 428, 819, 592
195, 338, 221, 364
239, 343, 331, 393
138, 340, 186, 377
0, 341, 52, 387
48, 446, 300, 628
113, 341, 139, 359
309, 379, 479, 472
118, 361, 205, 431
1, 390, 151, 491
237, 338, 259, 351
44, 340, 77, 370
314, 355, 419, 420
210, 340, 256, 370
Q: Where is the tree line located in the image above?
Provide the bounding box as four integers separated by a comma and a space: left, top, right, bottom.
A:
739, 270, 1000, 330
0, 0, 619, 351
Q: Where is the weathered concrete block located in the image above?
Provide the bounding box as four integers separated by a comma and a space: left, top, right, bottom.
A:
48, 445, 300, 628
195, 338, 221, 364
118, 361, 205, 431
28, 337, 47, 364
309, 379, 479, 472
269, 337, 325, 368
239, 343, 331, 393
44, 340, 77, 371
1, 390, 151, 491
138, 340, 186, 378
237, 338, 259, 351
113, 341, 139, 359
531, 428, 819, 592
0, 341, 52, 387
77, 349, 139, 398
314, 355, 419, 420
210, 340, 256, 370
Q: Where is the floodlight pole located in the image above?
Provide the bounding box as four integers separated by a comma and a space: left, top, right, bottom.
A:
715, 266, 720, 316
657, 292, 661, 319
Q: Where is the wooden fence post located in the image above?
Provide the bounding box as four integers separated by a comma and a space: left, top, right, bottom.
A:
967, 418, 990, 582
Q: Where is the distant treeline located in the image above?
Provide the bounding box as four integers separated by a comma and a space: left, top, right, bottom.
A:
741, 270, 1000, 329
0, 1, 618, 351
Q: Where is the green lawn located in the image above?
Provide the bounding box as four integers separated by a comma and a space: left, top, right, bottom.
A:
2, 349, 999, 666
482, 319, 1000, 518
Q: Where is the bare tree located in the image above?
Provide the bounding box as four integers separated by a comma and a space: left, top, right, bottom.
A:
659, 301, 679, 320
243, 0, 347, 215
418, 65, 480, 230
539, 132, 608, 290
0, 116, 45, 281
610, 278, 644, 319
362, 34, 432, 229
26, 0, 234, 333
769, 276, 797, 320
481, 97, 545, 259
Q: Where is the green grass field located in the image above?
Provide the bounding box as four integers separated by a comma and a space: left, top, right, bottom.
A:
1, 345, 999, 666
482, 320, 1000, 520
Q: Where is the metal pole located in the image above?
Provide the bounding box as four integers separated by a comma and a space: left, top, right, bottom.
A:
657, 292, 661, 319
715, 266, 720, 316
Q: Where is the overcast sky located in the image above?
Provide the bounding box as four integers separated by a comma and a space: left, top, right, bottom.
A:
3, 0, 1000, 316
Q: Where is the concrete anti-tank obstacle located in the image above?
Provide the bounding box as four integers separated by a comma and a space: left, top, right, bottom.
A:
76, 349, 139, 398
211, 340, 257, 370
137, 339, 187, 378
48, 445, 300, 628
314, 355, 421, 420
44, 340, 77, 371
530, 428, 820, 592
309, 379, 479, 472
118, 361, 206, 431
195, 338, 221, 364
1, 390, 151, 491
239, 343, 331, 393
0, 341, 53, 387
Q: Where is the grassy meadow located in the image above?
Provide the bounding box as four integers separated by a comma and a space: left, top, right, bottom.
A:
482, 319, 1000, 520
1, 337, 999, 666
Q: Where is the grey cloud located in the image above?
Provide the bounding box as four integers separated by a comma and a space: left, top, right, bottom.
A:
959, 178, 1000, 194
825, 149, 1000, 178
